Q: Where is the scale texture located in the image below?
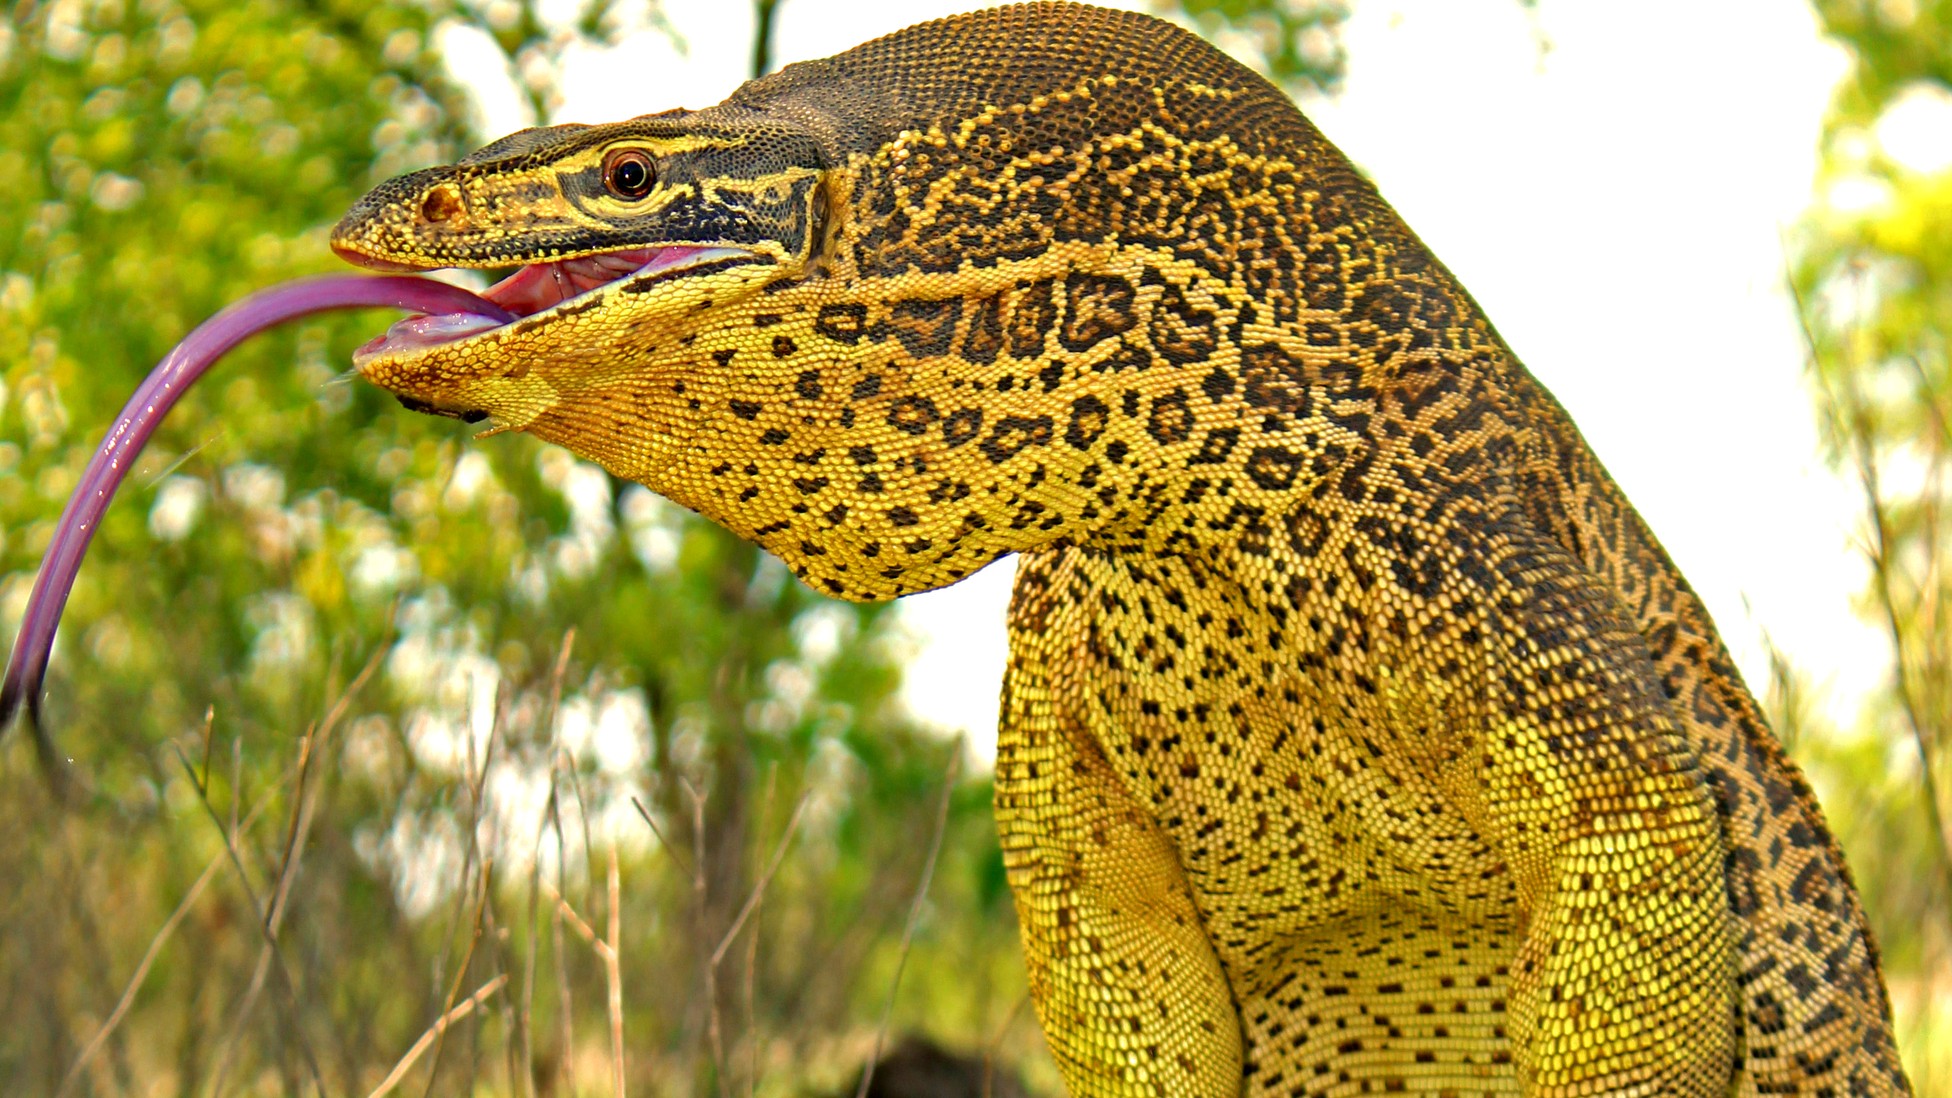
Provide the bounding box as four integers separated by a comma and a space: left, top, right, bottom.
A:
332, 4, 1911, 1093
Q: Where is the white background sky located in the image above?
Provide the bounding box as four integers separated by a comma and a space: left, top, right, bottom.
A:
448, 0, 1890, 762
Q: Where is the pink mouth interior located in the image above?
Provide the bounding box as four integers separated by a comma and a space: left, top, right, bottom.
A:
484, 247, 661, 315
355, 245, 725, 360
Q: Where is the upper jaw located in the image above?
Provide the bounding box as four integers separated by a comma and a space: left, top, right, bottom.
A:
342, 243, 763, 364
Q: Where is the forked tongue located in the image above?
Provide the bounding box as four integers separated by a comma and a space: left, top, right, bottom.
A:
0, 275, 515, 749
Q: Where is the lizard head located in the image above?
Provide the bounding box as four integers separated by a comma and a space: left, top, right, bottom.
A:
334, 7, 1411, 601
331, 110, 828, 447
332, 98, 1163, 603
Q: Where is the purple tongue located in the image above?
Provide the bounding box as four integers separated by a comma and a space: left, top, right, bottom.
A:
0, 275, 516, 741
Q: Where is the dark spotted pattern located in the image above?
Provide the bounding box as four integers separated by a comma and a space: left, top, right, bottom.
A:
1060, 272, 1139, 351
340, 4, 1912, 1095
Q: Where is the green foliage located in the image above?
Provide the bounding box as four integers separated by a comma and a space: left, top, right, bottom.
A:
0, 3, 1023, 1094
1792, 0, 1952, 1087
1811, 0, 1952, 118
1, 0, 465, 770
1164, 0, 1349, 92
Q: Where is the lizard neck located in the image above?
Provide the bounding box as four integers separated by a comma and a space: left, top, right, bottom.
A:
522, 9, 1549, 603
647, 235, 1517, 599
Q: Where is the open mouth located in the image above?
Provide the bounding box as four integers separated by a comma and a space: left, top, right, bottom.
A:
349, 244, 756, 362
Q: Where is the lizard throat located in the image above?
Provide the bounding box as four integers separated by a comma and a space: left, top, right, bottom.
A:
348, 244, 753, 362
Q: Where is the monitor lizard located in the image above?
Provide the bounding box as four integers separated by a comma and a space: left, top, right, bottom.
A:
329, 3, 1913, 1093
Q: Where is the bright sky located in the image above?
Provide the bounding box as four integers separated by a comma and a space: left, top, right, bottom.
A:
446, 0, 1885, 762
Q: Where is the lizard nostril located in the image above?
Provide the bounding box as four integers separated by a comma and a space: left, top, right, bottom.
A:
420, 186, 463, 223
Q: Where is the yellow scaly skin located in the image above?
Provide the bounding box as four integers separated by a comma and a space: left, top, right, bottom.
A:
331, 5, 1911, 1094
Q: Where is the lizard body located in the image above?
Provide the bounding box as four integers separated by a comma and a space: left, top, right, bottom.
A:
331, 5, 1911, 1093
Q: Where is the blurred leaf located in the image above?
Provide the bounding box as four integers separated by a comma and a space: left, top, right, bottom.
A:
1792, 0, 1952, 1085
1164, 0, 1349, 92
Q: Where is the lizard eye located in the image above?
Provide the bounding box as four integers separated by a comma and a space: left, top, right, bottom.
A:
602, 148, 656, 200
